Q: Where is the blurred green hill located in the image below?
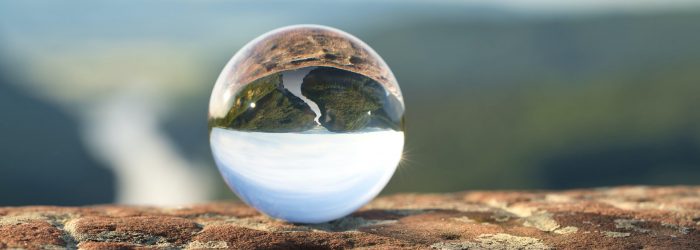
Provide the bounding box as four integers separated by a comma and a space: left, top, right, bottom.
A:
1, 2, 699, 204
364, 11, 700, 192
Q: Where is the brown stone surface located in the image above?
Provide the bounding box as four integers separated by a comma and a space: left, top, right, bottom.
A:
1, 186, 699, 249
210, 25, 403, 120
230, 25, 400, 98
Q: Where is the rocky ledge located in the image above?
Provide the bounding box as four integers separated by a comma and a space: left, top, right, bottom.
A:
1, 186, 698, 249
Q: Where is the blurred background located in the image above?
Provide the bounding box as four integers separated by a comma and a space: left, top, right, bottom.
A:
1, 0, 700, 206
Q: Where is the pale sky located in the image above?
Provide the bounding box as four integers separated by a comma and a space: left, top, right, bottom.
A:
403, 0, 700, 13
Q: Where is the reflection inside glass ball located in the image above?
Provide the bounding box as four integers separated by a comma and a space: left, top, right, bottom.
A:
208, 25, 404, 223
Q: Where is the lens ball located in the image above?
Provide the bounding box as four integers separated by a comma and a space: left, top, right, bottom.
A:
208, 25, 404, 223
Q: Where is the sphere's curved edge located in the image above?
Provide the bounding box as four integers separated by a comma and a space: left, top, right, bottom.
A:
209, 24, 403, 119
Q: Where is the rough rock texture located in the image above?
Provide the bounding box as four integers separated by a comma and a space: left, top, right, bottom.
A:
209, 25, 403, 121
1, 186, 698, 249
226, 25, 401, 100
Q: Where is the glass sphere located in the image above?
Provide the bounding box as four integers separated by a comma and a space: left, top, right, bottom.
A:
208, 25, 404, 223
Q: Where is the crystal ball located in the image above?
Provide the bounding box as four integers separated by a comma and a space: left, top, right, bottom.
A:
208, 25, 404, 223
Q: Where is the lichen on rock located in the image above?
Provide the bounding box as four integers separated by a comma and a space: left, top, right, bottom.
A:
1, 186, 699, 249
431, 233, 552, 250
603, 231, 631, 238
